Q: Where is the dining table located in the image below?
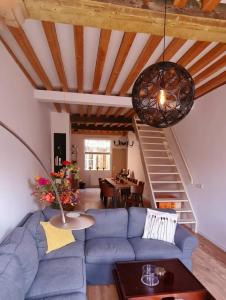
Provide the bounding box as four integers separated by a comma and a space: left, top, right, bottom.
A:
105, 177, 137, 207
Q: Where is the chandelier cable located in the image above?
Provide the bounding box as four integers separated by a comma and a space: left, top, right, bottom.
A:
163, 0, 167, 62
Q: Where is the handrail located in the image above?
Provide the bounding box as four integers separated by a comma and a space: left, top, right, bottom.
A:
170, 127, 193, 184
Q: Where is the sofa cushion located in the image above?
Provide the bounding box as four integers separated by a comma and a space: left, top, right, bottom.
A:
0, 253, 24, 300
86, 208, 128, 240
36, 293, 87, 300
1, 227, 39, 293
128, 207, 176, 238
26, 257, 86, 299
42, 208, 85, 242
85, 237, 135, 264
129, 237, 183, 260
41, 240, 84, 260
23, 211, 47, 259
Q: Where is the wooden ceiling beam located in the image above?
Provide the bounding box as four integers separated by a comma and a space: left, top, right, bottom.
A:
71, 114, 132, 124
42, 21, 68, 91
114, 107, 124, 117
92, 29, 111, 94
42, 21, 70, 113
105, 32, 136, 95
119, 35, 162, 96
173, 0, 189, 8
194, 55, 226, 85
24, 0, 226, 43
72, 124, 133, 132
188, 43, 226, 76
202, 0, 220, 12
195, 71, 226, 98
8, 25, 61, 112
0, 0, 27, 27
74, 25, 84, 93
105, 107, 116, 116
96, 106, 104, 117
176, 41, 211, 67
86, 105, 92, 116
0, 35, 36, 88
157, 38, 187, 62
124, 109, 135, 118
72, 130, 127, 136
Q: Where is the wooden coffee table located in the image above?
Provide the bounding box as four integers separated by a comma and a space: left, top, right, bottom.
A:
113, 259, 215, 300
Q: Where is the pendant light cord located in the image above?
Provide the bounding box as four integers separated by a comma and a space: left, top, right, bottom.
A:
163, 0, 167, 62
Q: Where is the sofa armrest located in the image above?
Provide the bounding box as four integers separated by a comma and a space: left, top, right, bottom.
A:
174, 225, 198, 257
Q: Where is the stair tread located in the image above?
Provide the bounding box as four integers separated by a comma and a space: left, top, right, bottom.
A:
178, 219, 196, 224
139, 130, 164, 133
149, 172, 180, 174
140, 136, 166, 139
145, 156, 169, 159
176, 209, 192, 213
142, 142, 165, 145
144, 150, 168, 152
147, 164, 176, 166
156, 199, 188, 202
154, 190, 185, 192
152, 181, 182, 183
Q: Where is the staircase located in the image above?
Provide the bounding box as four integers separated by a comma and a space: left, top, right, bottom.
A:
133, 117, 197, 232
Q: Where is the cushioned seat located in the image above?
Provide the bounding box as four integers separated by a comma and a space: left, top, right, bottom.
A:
0, 254, 25, 300
31, 292, 87, 300
85, 237, 135, 264
42, 241, 84, 260
129, 237, 183, 260
26, 257, 86, 300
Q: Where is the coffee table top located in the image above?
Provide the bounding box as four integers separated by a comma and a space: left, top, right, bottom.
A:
114, 259, 214, 299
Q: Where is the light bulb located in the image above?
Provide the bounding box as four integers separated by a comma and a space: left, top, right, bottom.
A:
159, 89, 166, 106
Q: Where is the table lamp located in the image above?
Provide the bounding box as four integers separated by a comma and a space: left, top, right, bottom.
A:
0, 120, 95, 230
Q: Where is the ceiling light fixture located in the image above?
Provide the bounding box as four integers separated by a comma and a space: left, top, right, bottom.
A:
132, 0, 195, 128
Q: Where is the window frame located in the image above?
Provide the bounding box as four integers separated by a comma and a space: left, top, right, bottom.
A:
84, 139, 111, 171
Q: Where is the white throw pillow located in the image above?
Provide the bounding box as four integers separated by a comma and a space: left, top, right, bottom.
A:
142, 209, 178, 244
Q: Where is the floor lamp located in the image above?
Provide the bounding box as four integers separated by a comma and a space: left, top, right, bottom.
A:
0, 121, 95, 230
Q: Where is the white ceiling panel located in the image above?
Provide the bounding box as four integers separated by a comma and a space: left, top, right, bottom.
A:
22, 19, 60, 89
84, 27, 100, 91
56, 23, 75, 90
99, 30, 124, 92
0, 25, 42, 86
112, 33, 150, 94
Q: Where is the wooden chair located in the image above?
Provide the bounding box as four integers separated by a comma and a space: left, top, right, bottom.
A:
101, 185, 116, 208
125, 183, 144, 207
132, 179, 138, 184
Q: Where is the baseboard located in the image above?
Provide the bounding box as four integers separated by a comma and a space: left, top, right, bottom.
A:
198, 230, 226, 252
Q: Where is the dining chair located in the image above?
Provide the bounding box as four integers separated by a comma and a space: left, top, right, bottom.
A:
102, 185, 117, 208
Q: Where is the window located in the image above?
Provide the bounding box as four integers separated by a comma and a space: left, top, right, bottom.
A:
84, 139, 111, 170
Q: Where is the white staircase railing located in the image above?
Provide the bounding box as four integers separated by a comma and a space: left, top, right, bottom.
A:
133, 117, 197, 232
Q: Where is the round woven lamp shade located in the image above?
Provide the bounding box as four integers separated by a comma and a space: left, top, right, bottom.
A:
132, 61, 195, 128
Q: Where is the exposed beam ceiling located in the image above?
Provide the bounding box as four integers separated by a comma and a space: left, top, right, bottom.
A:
72, 124, 134, 132
7, 25, 61, 112
71, 115, 132, 124
16, 0, 226, 43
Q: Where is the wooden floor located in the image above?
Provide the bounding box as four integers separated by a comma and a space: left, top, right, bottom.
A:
78, 188, 226, 300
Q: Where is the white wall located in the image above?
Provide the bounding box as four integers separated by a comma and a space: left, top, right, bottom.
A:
127, 132, 151, 200
50, 112, 71, 170
0, 43, 51, 241
172, 85, 226, 251
71, 134, 127, 187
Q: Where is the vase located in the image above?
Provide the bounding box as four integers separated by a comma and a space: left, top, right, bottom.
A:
50, 202, 75, 211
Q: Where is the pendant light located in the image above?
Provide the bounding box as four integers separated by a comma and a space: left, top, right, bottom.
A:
132, 0, 195, 128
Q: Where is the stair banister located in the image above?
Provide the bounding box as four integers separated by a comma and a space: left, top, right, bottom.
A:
169, 128, 193, 185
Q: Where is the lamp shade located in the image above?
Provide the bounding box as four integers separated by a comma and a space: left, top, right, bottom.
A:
132, 61, 195, 128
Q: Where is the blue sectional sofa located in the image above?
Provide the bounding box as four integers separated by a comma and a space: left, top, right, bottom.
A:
0, 207, 198, 300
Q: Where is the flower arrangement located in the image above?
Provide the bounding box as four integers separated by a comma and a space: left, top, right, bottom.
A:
33, 161, 80, 209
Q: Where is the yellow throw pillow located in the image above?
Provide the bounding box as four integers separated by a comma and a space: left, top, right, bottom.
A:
40, 222, 75, 253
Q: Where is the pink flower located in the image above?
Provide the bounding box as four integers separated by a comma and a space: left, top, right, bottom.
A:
38, 177, 49, 186
40, 192, 55, 203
